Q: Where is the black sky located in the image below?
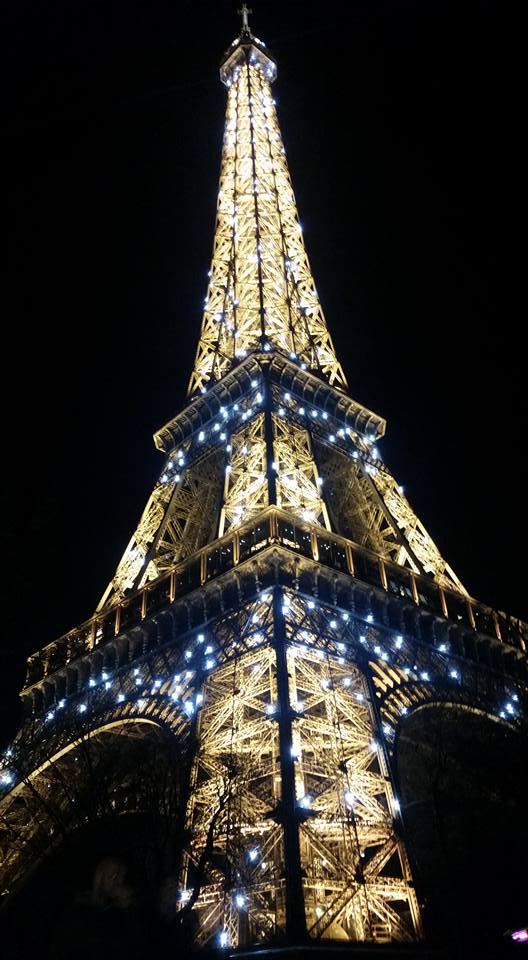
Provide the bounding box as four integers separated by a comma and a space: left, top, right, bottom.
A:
1, 0, 524, 747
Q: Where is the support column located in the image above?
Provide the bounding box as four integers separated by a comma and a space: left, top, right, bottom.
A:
272, 586, 307, 942
264, 368, 277, 506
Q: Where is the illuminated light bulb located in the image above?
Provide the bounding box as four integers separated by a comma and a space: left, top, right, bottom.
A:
137, 699, 145, 709
284, 392, 291, 400
301, 362, 307, 369
248, 848, 258, 862
185, 650, 192, 660
266, 703, 276, 715
369, 739, 379, 752
308, 600, 315, 609
235, 894, 246, 909
184, 701, 194, 714
315, 907, 323, 918
311, 410, 318, 418
46, 711, 54, 722
290, 746, 299, 759
251, 379, 258, 387
117, 693, 125, 703
205, 659, 215, 670
355, 692, 364, 702
329, 620, 337, 629
401, 705, 408, 715
395, 636, 403, 648
219, 931, 228, 948
337, 642, 345, 652
506, 703, 514, 714
321, 679, 330, 690
154, 679, 162, 688
79, 704, 87, 713
58, 699, 65, 708
421, 672, 430, 681
134, 668, 139, 676
329, 434, 336, 443
383, 724, 391, 736
359, 635, 367, 644
278, 406, 285, 415
392, 797, 401, 813
344, 790, 355, 807
343, 677, 352, 687
366, 614, 373, 623
298, 406, 305, 415
89, 678, 96, 688
105, 681, 111, 690
438, 643, 447, 652
374, 645, 381, 655
513, 693, 519, 701
200, 386, 207, 394
450, 669, 459, 680
198, 431, 205, 442
263, 342, 271, 352
322, 411, 328, 419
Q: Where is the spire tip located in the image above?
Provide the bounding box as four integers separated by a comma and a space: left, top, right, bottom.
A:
238, 4, 252, 34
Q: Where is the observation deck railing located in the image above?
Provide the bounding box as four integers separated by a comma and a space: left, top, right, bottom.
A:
24, 507, 527, 691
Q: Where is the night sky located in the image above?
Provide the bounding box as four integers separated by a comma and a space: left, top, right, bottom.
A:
1, 0, 524, 748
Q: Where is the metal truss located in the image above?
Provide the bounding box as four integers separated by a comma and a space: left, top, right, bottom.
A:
188, 41, 346, 396
180, 588, 420, 947
314, 435, 465, 593
3, 18, 527, 957
219, 413, 268, 535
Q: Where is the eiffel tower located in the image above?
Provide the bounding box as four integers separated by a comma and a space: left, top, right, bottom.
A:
1, 7, 526, 952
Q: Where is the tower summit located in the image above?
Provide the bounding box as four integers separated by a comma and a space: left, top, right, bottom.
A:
191, 6, 345, 398
1, 11, 526, 954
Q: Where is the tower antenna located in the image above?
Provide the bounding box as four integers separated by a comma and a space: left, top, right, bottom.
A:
238, 3, 252, 33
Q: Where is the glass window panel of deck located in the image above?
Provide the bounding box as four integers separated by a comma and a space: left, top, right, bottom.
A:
472, 604, 496, 639
351, 549, 384, 589
385, 563, 414, 601
415, 578, 443, 615
316, 534, 348, 572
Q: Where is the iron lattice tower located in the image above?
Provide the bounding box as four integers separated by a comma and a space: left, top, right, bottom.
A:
1, 11, 527, 951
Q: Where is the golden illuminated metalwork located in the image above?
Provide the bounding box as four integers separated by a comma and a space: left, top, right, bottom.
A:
2, 10, 526, 953
188, 27, 346, 397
